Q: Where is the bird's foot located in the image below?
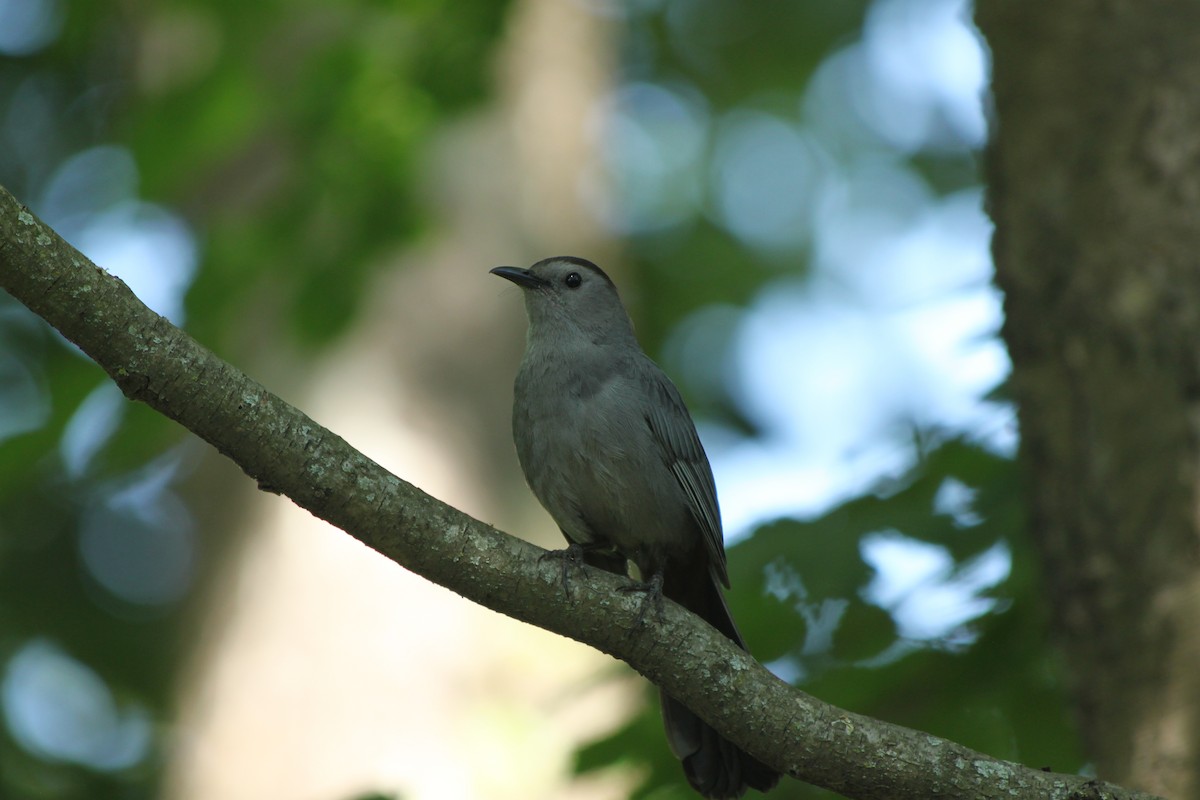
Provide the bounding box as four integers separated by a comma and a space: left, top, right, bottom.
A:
541, 542, 625, 597
539, 543, 588, 597
619, 571, 665, 625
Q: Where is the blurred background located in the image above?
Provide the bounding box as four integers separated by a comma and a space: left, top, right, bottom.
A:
0, 0, 1082, 798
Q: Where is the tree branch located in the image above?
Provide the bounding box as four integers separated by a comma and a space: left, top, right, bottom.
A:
0, 184, 1160, 800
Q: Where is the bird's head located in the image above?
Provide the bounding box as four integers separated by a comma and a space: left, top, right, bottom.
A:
490, 256, 636, 345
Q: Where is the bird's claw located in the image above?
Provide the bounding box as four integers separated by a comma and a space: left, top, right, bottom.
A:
540, 541, 628, 598
619, 571, 666, 625
539, 543, 588, 598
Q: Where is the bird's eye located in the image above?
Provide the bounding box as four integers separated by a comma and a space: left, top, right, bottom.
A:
564, 272, 582, 288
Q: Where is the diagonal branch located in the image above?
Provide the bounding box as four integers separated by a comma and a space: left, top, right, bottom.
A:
0, 184, 1160, 800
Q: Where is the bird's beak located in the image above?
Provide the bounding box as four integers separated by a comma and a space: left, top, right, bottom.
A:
490, 266, 549, 289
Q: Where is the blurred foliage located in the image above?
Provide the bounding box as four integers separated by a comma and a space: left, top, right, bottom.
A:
124, 0, 509, 349
0, 0, 1081, 799
617, 0, 869, 352
0, 0, 509, 797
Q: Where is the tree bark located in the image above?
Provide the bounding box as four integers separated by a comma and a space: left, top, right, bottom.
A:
0, 184, 1163, 800
978, 2, 1200, 797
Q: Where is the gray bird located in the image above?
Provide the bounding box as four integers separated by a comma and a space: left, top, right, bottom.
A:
491, 256, 780, 799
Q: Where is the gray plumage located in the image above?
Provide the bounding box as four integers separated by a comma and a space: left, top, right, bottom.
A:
491, 256, 779, 799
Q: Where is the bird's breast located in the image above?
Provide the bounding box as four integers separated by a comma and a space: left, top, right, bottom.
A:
513, 358, 692, 556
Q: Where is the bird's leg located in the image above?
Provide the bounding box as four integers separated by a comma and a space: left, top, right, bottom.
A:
618, 570, 665, 625
539, 541, 623, 597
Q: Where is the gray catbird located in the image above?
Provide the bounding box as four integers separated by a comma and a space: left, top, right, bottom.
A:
491, 256, 780, 799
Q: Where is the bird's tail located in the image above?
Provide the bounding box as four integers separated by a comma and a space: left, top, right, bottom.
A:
660, 569, 781, 798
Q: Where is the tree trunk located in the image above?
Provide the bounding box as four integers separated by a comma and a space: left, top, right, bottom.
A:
977, 3, 1200, 796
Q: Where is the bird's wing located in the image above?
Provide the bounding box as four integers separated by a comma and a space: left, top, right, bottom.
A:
644, 371, 730, 588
